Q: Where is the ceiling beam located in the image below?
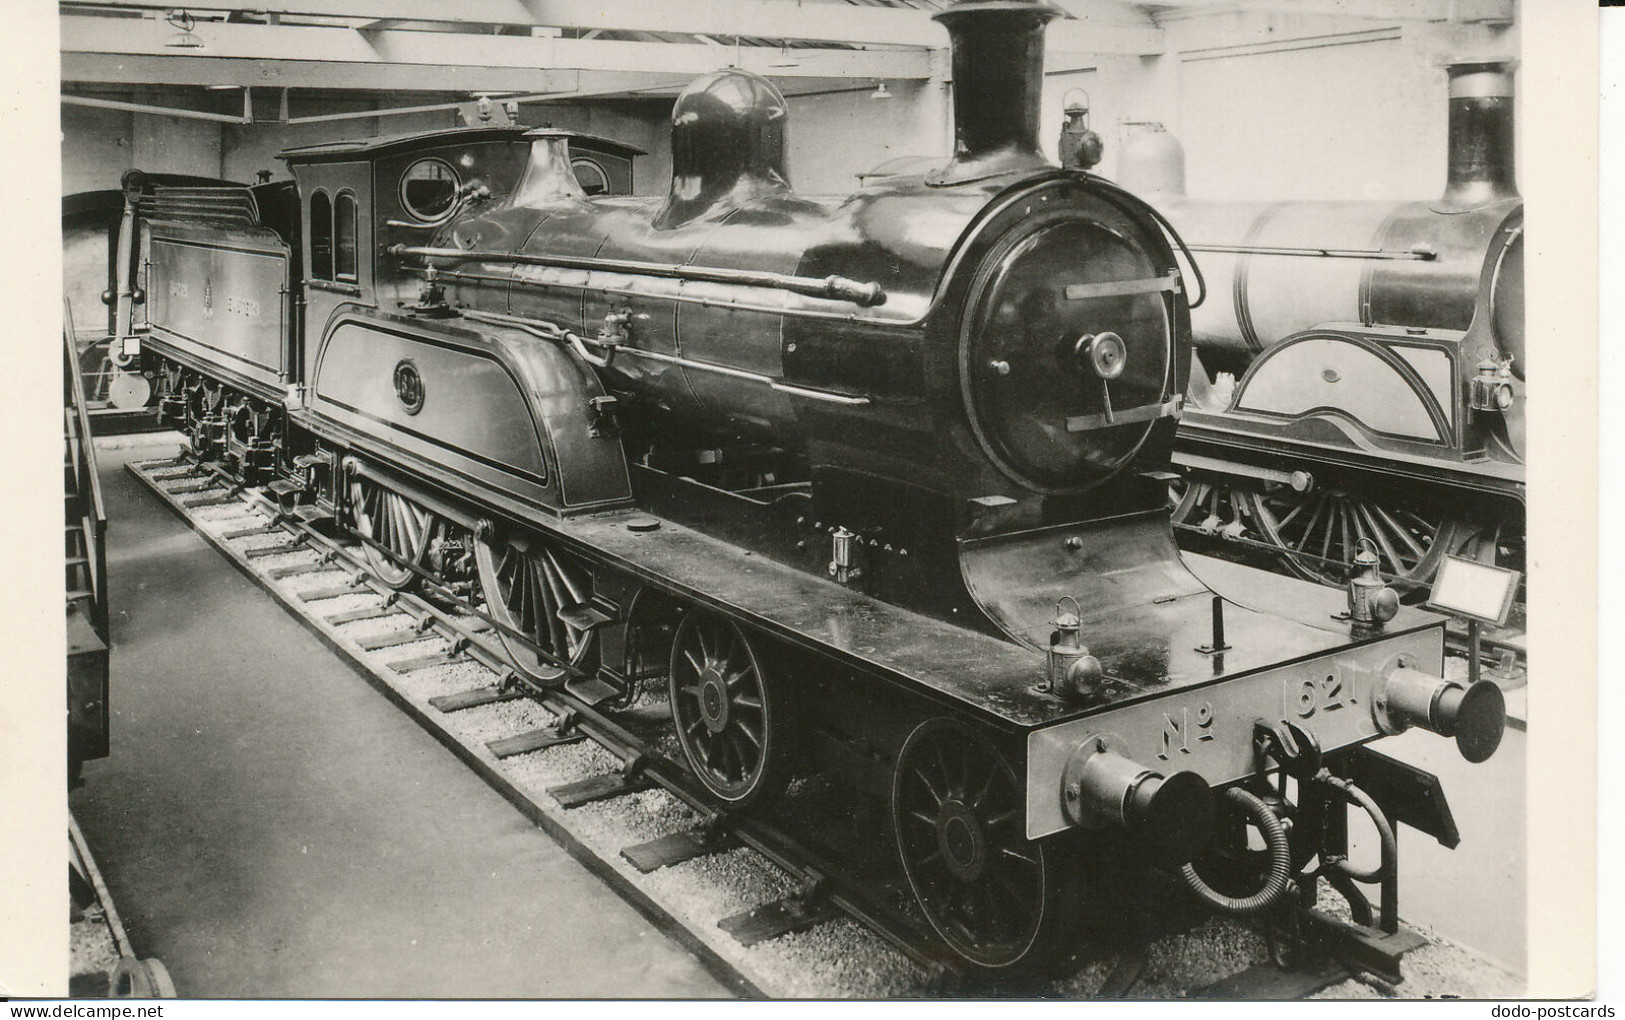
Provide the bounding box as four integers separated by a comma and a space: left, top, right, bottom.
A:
1143, 0, 1513, 23
60, 0, 1166, 54
61, 52, 658, 94
60, 12, 937, 79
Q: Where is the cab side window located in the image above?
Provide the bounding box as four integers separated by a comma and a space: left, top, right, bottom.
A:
310, 190, 333, 281
334, 191, 358, 282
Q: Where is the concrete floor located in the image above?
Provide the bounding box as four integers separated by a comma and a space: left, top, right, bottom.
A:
69, 439, 732, 999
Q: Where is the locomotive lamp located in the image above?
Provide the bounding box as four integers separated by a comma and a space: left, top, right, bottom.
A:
1057, 89, 1104, 172
1346, 538, 1400, 628
1469, 355, 1516, 412
1044, 597, 1105, 698
1061, 736, 1214, 866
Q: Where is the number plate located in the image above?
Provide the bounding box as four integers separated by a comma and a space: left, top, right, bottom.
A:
1025, 627, 1442, 840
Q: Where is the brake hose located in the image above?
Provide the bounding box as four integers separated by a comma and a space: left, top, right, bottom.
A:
1179, 786, 1293, 915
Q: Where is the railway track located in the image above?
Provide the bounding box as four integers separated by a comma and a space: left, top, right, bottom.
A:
126, 444, 1518, 999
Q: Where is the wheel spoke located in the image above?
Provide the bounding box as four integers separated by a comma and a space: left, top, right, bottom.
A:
537, 560, 568, 653
1298, 497, 1327, 553
509, 555, 529, 625
934, 743, 958, 800
999, 845, 1040, 866
546, 548, 587, 606
1373, 502, 1430, 559
727, 730, 755, 770
913, 767, 946, 807
970, 765, 998, 810
985, 806, 1020, 830
383, 495, 404, 556
1357, 502, 1407, 573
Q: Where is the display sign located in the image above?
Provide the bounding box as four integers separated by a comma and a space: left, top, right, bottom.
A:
1424, 555, 1522, 626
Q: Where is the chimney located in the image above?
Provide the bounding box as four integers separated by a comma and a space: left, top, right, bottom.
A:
1435, 60, 1519, 211
926, 0, 1066, 187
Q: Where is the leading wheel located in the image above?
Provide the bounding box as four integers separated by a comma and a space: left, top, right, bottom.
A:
348, 474, 435, 590
474, 532, 598, 684
892, 718, 1077, 973
668, 611, 789, 808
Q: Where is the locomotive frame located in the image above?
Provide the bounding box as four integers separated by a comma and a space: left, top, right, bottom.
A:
106, 0, 1510, 979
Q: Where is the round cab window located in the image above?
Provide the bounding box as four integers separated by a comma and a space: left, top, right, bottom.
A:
572, 158, 609, 196
399, 158, 461, 222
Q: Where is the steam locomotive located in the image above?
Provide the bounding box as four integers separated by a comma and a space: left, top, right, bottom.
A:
1106, 63, 1525, 595
105, 0, 1506, 974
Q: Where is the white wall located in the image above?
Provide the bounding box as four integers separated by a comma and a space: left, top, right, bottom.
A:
62, 96, 225, 195
784, 80, 946, 193
1039, 9, 1520, 202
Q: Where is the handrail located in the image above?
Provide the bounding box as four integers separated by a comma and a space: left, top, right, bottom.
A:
64, 301, 107, 530
389, 244, 888, 308
64, 299, 108, 637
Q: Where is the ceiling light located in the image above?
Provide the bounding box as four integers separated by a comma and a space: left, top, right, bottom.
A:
870, 82, 892, 100
164, 10, 204, 48
770, 41, 799, 69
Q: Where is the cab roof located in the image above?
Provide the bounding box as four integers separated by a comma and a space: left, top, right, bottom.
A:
279, 126, 646, 164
